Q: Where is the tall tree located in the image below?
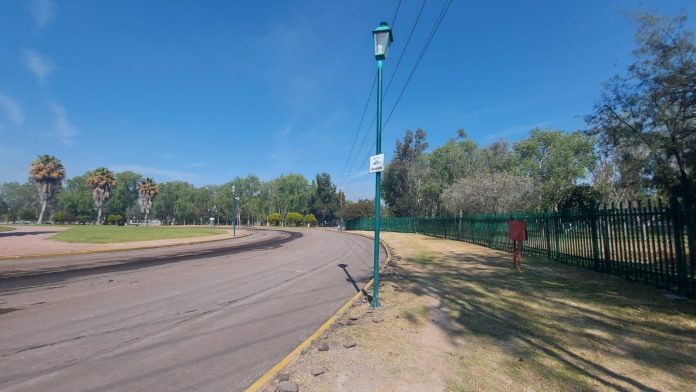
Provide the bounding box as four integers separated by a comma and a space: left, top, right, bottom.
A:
57, 174, 95, 222
441, 172, 536, 216
138, 178, 159, 225
514, 129, 596, 210
382, 129, 429, 216
586, 12, 696, 202
310, 173, 339, 225
343, 199, 374, 219
86, 167, 117, 224
29, 155, 65, 223
0, 182, 39, 222
109, 171, 143, 221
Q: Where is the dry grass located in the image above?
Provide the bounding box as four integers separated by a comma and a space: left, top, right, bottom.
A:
268, 232, 696, 392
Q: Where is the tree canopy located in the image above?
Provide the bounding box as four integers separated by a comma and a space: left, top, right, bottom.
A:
587, 12, 696, 202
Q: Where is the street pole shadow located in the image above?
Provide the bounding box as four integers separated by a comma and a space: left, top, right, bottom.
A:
337, 263, 371, 303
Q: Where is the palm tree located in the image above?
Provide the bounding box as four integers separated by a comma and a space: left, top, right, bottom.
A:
86, 167, 117, 224
137, 177, 159, 226
29, 155, 66, 224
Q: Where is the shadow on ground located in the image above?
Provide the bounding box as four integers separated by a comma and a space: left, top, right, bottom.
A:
383, 235, 696, 391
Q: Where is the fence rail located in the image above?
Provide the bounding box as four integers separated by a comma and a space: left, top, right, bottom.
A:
344, 198, 696, 297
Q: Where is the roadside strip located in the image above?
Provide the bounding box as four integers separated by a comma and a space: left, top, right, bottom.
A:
245, 231, 391, 392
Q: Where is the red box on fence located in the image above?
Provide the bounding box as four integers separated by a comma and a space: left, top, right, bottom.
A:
508, 220, 526, 241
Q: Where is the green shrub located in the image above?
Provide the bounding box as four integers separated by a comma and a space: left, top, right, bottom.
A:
52, 212, 68, 224
107, 214, 123, 225
286, 212, 303, 226
267, 212, 281, 226
303, 213, 317, 227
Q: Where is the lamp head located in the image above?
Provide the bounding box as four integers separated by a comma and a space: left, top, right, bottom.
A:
372, 21, 394, 61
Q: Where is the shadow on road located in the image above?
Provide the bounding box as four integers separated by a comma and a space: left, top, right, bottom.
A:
0, 231, 58, 237
338, 263, 372, 303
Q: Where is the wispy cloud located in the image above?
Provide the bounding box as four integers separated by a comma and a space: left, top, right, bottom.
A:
23, 49, 55, 82
50, 101, 78, 144
108, 164, 196, 181
277, 124, 292, 136
28, 0, 57, 30
269, 123, 295, 165
483, 121, 553, 143
0, 93, 24, 126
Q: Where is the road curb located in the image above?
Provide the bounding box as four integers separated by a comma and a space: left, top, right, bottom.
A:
245, 231, 391, 392
0, 231, 253, 261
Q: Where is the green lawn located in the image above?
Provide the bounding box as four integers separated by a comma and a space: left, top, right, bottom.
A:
50, 225, 227, 244
0, 225, 16, 232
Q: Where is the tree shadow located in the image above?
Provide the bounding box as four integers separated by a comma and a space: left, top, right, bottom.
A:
387, 241, 696, 390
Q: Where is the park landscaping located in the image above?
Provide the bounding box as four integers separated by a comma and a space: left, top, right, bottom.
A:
49, 225, 227, 244
274, 232, 696, 392
0, 225, 16, 232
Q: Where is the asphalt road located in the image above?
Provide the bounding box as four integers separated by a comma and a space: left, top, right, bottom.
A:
0, 229, 384, 391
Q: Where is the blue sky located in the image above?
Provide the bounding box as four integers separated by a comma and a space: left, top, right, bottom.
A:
1, 0, 695, 200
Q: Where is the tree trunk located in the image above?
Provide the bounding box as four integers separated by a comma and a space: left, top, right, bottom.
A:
144, 211, 149, 226
38, 200, 47, 224
675, 152, 694, 203
97, 208, 103, 225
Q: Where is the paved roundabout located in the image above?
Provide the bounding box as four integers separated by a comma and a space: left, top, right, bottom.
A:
0, 228, 385, 392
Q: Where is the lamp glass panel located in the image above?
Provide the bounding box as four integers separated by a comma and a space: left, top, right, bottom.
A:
374, 31, 390, 57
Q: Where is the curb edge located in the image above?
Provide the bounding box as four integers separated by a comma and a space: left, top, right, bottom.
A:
244, 231, 391, 392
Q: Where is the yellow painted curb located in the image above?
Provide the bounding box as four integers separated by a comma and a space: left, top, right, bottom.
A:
0, 231, 253, 261
245, 231, 391, 392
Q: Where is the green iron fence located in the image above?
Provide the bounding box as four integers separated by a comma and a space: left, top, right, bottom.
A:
345, 198, 696, 297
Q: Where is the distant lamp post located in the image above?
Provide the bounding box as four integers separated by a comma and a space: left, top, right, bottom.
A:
232, 185, 237, 237
371, 21, 393, 309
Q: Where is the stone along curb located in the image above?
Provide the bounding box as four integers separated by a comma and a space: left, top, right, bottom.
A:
244, 231, 392, 392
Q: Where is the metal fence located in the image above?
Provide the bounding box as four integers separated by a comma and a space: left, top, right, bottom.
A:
344, 198, 696, 297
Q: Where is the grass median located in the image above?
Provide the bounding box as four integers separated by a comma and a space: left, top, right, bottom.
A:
0, 225, 16, 232
50, 225, 227, 244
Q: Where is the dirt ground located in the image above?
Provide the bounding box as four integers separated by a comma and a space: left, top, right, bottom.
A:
264, 232, 696, 392
0, 225, 244, 259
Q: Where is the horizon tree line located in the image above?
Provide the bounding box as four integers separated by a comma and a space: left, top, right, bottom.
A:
0, 160, 343, 227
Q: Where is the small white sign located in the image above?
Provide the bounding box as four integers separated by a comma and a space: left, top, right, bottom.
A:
369, 153, 385, 173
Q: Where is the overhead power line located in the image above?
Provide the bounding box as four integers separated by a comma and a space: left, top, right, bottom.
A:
384, 0, 453, 128
341, 0, 430, 187
338, 0, 407, 190
355, 0, 454, 172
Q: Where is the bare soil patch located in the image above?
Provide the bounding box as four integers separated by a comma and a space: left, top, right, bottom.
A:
263, 232, 696, 392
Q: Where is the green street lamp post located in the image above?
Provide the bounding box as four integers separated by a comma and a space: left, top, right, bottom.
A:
371, 21, 394, 308
232, 185, 237, 237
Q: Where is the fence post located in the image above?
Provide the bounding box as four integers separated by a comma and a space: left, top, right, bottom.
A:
590, 203, 601, 272
686, 201, 696, 297
670, 197, 688, 296
545, 211, 552, 259
553, 212, 561, 260
601, 203, 612, 274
